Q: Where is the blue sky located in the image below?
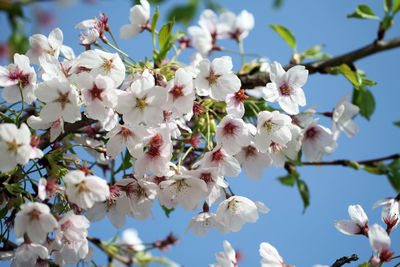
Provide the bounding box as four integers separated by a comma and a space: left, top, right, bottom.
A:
1, 0, 400, 266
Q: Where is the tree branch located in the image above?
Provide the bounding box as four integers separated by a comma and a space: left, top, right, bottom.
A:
87, 236, 131, 265
330, 254, 359, 267
300, 153, 399, 167
239, 37, 400, 88
38, 114, 96, 150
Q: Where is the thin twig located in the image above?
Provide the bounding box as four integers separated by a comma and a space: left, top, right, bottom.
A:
239, 37, 400, 88
330, 254, 359, 267
300, 153, 399, 167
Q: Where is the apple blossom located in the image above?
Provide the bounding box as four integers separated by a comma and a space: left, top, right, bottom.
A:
120, 0, 151, 39
263, 62, 308, 115
14, 201, 58, 243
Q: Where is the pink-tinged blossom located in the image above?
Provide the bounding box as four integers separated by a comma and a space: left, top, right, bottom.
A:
195, 56, 241, 101
36, 79, 81, 123
216, 196, 268, 232
373, 198, 399, 231
26, 28, 63, 65
334, 204, 369, 236
0, 53, 37, 104
75, 19, 101, 45
75, 73, 117, 121
0, 123, 32, 172
159, 173, 208, 211
263, 62, 308, 115
185, 212, 229, 236
64, 170, 110, 209
106, 124, 151, 159
134, 128, 172, 177
225, 89, 248, 118
198, 9, 223, 40
215, 115, 252, 155
196, 146, 241, 178
368, 224, 394, 265
85, 186, 126, 228
38, 178, 64, 201
188, 25, 213, 56
115, 178, 158, 220
190, 167, 228, 206
302, 119, 337, 162
11, 243, 48, 267
332, 94, 360, 140
117, 71, 166, 126
165, 68, 195, 117
209, 240, 237, 267
219, 10, 255, 41
14, 201, 58, 243
27, 116, 64, 143
120, 0, 150, 39
259, 242, 285, 267
235, 143, 272, 180
254, 110, 292, 153
76, 49, 125, 86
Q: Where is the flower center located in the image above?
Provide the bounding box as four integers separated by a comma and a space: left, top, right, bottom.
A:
223, 122, 238, 136
244, 145, 257, 158
136, 97, 148, 111
305, 126, 319, 140
211, 149, 224, 162
56, 91, 71, 109
90, 84, 104, 101
206, 69, 221, 85
279, 83, 292, 96
170, 85, 184, 100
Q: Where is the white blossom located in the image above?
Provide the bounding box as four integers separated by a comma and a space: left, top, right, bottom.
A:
259, 242, 285, 267
332, 94, 360, 139
120, 0, 150, 39
334, 204, 369, 236
209, 240, 237, 267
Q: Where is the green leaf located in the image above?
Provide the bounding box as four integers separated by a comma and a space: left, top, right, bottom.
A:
387, 157, 400, 192
339, 64, 359, 87
277, 173, 296, 186
269, 24, 296, 50
358, 261, 373, 267
352, 87, 375, 120
158, 21, 174, 49
155, 31, 185, 65
167, 0, 198, 25
394, 121, 400, 127
8, 33, 29, 55
297, 179, 310, 212
384, 0, 393, 13
347, 5, 380, 20
393, 0, 400, 14
162, 205, 175, 218
151, 7, 159, 46
273, 0, 284, 9
0, 207, 7, 219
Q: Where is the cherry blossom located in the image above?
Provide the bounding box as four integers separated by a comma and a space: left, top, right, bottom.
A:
302, 119, 337, 162
334, 204, 369, 236
26, 28, 63, 65
0, 53, 37, 104
64, 170, 110, 209
120, 0, 150, 39
210, 240, 238, 267
195, 56, 241, 101
259, 242, 285, 267
219, 10, 255, 41
235, 143, 272, 180
185, 212, 228, 236
225, 89, 248, 118
215, 196, 268, 232
196, 146, 241, 178
373, 198, 399, 231
332, 94, 360, 140
27, 116, 64, 143
38, 178, 65, 201
0, 123, 32, 172
165, 68, 195, 117
254, 110, 292, 153
11, 243, 48, 267
215, 115, 252, 155
35, 79, 81, 123
263, 62, 308, 115
368, 224, 394, 266
14, 201, 58, 243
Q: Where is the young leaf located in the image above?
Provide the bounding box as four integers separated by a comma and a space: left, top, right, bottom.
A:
162, 205, 175, 218
167, 0, 198, 25
277, 173, 296, 186
393, 121, 400, 127
269, 24, 296, 50
393, 0, 400, 14
297, 179, 310, 212
352, 87, 375, 120
347, 5, 380, 20
387, 157, 400, 193
339, 64, 359, 87
358, 262, 373, 267
151, 7, 159, 47
158, 21, 174, 49
384, 0, 393, 13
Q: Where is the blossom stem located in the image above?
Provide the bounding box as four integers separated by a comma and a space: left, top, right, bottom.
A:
178, 146, 193, 171
206, 111, 213, 151
16, 84, 24, 126
104, 40, 137, 64
0, 111, 15, 122
238, 39, 245, 66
